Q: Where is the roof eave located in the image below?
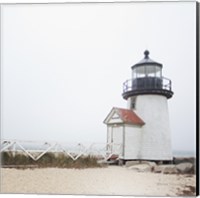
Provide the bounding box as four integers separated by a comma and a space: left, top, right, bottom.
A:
103, 107, 118, 124
123, 121, 145, 126
131, 62, 163, 69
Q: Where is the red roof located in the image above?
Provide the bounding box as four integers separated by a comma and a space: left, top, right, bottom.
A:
114, 107, 145, 125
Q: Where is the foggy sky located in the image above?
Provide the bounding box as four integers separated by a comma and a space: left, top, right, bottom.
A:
1, 2, 196, 152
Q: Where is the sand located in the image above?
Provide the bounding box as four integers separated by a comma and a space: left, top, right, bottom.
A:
1, 166, 196, 196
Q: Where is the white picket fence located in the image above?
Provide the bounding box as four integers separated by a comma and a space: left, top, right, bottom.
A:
1, 140, 122, 161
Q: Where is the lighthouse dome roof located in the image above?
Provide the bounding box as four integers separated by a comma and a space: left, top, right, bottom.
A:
131, 50, 163, 69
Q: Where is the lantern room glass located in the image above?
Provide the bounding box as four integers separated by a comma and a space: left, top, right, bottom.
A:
132, 65, 162, 79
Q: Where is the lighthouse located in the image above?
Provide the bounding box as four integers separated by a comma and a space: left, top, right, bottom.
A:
104, 50, 173, 162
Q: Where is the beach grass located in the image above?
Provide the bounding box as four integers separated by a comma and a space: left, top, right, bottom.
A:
1, 151, 103, 168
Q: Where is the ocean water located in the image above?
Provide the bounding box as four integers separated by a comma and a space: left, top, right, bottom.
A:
172, 150, 196, 157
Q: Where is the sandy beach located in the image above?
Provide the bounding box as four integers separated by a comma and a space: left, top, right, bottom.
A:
1, 166, 196, 196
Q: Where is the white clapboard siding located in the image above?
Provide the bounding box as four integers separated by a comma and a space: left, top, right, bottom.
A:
134, 94, 172, 160
124, 125, 142, 160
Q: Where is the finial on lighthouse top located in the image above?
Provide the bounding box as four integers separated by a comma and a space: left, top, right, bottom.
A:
144, 50, 149, 59
132, 50, 162, 68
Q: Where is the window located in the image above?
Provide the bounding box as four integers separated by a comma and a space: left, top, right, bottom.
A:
131, 97, 137, 109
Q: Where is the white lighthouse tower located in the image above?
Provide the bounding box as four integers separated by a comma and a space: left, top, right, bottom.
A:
104, 50, 173, 162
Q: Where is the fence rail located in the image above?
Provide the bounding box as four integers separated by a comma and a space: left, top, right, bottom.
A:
1, 140, 122, 161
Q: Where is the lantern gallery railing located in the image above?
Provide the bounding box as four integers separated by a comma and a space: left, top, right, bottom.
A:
122, 76, 174, 100
0, 140, 122, 161
123, 76, 172, 93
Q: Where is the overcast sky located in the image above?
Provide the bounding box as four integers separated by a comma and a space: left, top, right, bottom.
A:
1, 2, 196, 152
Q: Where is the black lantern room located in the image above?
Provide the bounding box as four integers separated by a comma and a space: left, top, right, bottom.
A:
122, 50, 173, 100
